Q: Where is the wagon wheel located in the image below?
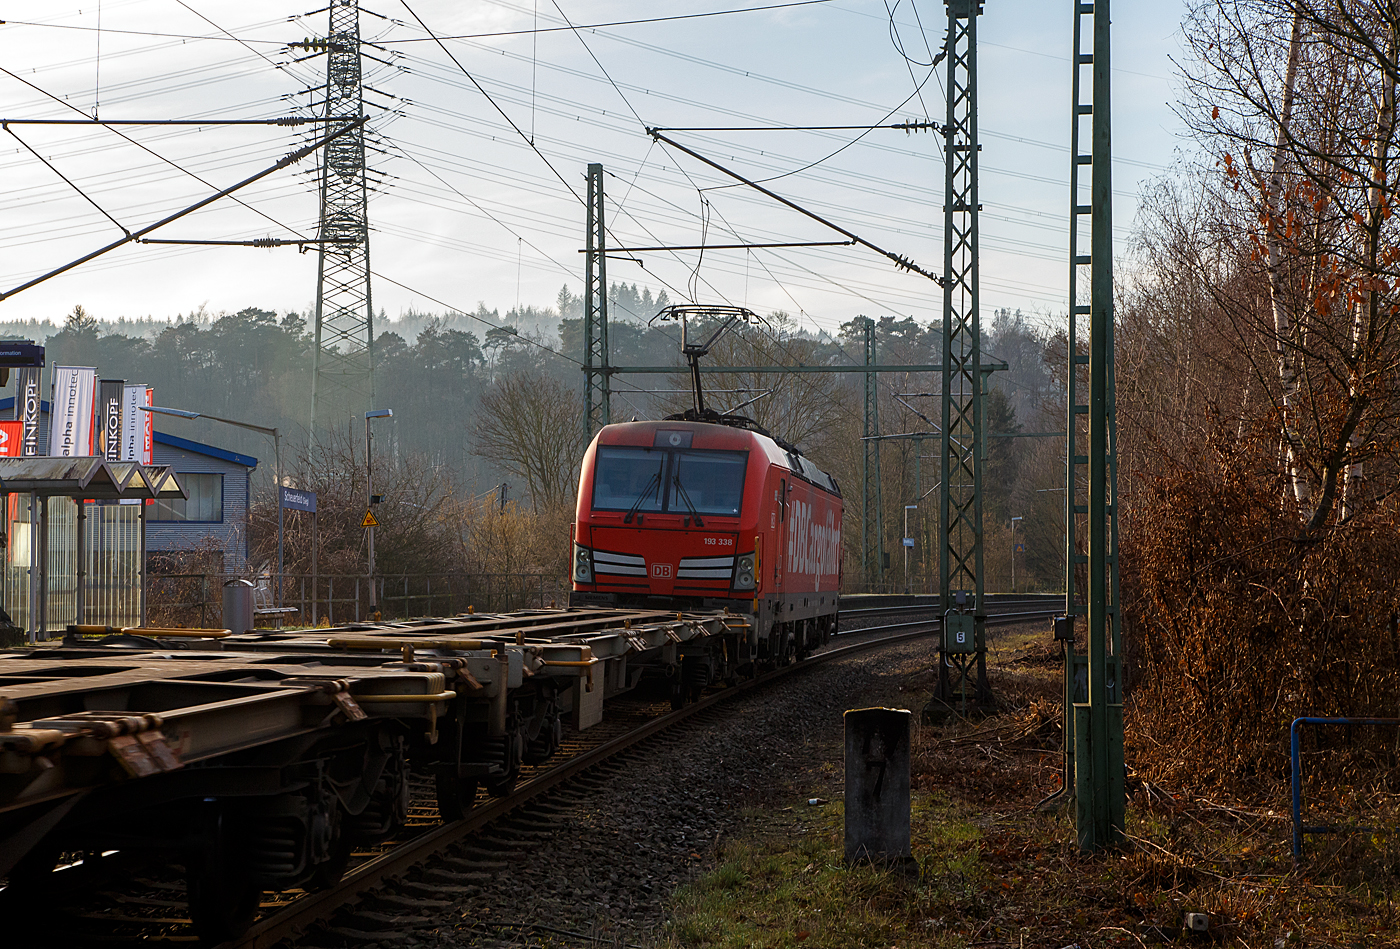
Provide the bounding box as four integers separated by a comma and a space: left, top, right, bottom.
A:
434, 721, 478, 821
435, 768, 478, 821
485, 774, 518, 798
305, 803, 351, 891
185, 803, 260, 945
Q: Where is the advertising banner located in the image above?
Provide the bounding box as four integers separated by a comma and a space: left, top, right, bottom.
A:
121, 385, 144, 461
143, 387, 153, 464
48, 366, 97, 457
121, 385, 148, 462
99, 379, 124, 461
0, 420, 21, 457
15, 366, 41, 456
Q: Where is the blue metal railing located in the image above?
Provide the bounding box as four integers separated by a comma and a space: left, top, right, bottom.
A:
1291, 716, 1400, 861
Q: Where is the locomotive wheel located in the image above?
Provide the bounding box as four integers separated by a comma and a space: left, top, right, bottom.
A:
669, 681, 686, 710
435, 766, 478, 821
186, 803, 260, 945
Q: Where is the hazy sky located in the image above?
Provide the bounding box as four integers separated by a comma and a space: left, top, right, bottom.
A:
0, 1, 1192, 343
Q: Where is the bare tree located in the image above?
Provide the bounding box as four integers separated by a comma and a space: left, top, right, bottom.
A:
473, 371, 588, 510
1180, 0, 1400, 532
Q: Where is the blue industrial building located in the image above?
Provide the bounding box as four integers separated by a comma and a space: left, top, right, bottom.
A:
149, 432, 258, 572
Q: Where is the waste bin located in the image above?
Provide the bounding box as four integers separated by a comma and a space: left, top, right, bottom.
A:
223, 579, 254, 635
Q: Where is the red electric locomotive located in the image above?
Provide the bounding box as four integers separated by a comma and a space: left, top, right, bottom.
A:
570, 305, 844, 698
570, 417, 843, 677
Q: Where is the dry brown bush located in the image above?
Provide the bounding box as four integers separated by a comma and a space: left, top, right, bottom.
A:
1121, 429, 1400, 798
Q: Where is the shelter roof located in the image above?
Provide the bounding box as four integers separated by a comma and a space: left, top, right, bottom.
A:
0, 457, 187, 500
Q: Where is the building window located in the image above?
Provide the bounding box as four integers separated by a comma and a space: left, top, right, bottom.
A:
152, 473, 223, 522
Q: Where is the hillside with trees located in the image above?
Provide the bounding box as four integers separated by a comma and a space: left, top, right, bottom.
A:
2, 287, 1062, 596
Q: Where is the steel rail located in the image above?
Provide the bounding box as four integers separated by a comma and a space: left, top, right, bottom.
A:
839, 596, 1061, 621
222, 607, 1056, 948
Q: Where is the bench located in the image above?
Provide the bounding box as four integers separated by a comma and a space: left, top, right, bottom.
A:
252, 578, 299, 628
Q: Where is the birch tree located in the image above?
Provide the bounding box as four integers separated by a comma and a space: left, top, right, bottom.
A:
1182, 0, 1400, 532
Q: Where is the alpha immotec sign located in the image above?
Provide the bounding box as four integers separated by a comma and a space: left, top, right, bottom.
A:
48, 366, 97, 457
121, 384, 153, 464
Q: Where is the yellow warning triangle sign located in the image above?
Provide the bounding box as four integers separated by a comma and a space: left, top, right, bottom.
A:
361, 509, 378, 528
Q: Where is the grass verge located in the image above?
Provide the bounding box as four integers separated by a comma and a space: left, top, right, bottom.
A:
663, 623, 1400, 948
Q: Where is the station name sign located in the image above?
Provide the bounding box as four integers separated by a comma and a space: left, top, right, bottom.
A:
279, 487, 317, 513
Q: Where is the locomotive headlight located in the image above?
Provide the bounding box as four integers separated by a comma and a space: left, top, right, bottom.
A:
573, 544, 593, 583
733, 552, 756, 590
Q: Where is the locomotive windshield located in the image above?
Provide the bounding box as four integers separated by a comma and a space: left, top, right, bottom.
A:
592, 447, 666, 513
672, 450, 746, 515
592, 446, 747, 516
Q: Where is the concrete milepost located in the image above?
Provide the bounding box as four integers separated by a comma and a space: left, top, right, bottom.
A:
844, 708, 912, 865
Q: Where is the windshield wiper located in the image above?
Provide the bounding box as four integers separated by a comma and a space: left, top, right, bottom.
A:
671, 475, 705, 528
623, 471, 660, 523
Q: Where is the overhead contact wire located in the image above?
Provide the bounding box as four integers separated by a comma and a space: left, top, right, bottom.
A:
0, 64, 318, 244
0, 117, 365, 301
4, 123, 129, 237
649, 129, 943, 286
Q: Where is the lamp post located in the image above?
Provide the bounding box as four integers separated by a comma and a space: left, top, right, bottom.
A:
140, 405, 283, 601
903, 504, 918, 594
365, 409, 392, 619
1010, 515, 1023, 593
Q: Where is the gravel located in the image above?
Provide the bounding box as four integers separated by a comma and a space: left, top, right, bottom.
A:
345, 638, 932, 949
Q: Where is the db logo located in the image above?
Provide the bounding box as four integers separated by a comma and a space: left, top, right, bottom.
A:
651, 563, 673, 578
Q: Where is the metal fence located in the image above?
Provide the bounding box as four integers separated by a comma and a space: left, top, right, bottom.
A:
146, 572, 570, 630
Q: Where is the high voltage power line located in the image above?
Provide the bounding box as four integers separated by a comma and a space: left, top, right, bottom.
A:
0, 1, 1092, 337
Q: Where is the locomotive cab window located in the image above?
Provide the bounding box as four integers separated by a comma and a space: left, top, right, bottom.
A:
672, 450, 747, 516
592, 447, 665, 513
591, 445, 748, 517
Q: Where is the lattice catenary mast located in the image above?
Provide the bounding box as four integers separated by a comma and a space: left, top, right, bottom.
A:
309, 0, 375, 440
583, 163, 611, 436
935, 0, 992, 708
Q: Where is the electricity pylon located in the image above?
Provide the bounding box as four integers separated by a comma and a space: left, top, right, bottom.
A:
308, 0, 375, 441
862, 318, 884, 590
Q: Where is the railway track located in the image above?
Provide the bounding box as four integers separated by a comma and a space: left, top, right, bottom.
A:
3, 599, 1057, 948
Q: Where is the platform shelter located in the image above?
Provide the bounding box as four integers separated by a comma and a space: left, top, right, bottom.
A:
0, 457, 186, 641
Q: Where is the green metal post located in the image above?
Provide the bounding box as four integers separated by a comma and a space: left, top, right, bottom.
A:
1057, 0, 1094, 813
862, 319, 884, 591
935, 0, 990, 708
1073, 0, 1125, 852
584, 163, 611, 436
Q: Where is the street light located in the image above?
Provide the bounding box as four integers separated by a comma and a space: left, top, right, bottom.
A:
365, 408, 392, 619
903, 504, 918, 594
140, 404, 284, 602
1010, 515, 1023, 593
